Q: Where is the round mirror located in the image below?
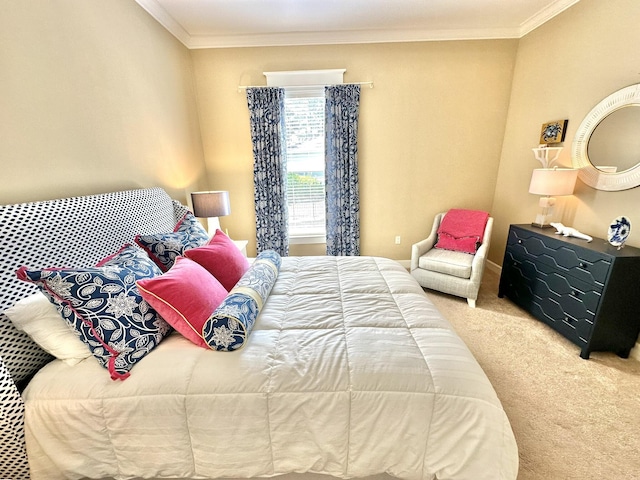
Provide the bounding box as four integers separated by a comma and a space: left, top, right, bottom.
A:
572, 84, 640, 190
588, 105, 640, 173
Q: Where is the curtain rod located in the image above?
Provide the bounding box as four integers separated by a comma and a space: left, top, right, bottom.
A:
237, 81, 373, 92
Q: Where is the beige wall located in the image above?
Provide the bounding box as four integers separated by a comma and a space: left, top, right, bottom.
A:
491, 0, 640, 263
6, 0, 636, 263
0, 0, 206, 206
191, 41, 517, 257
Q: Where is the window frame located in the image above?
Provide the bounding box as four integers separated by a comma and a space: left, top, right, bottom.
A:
264, 70, 345, 245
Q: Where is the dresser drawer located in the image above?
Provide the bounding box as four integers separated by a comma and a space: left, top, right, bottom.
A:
507, 226, 611, 286
501, 255, 597, 345
504, 250, 603, 312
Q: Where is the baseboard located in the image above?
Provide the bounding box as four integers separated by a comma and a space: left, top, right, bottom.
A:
486, 260, 501, 275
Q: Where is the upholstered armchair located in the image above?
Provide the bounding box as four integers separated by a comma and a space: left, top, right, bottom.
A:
411, 212, 493, 308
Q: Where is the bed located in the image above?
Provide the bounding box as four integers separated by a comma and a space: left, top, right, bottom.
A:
0, 188, 518, 480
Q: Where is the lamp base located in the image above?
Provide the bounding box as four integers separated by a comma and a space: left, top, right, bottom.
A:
206, 217, 221, 237
531, 197, 556, 229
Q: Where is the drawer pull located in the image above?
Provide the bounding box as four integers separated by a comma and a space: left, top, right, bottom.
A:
518, 240, 522, 244
572, 290, 578, 297
579, 262, 586, 268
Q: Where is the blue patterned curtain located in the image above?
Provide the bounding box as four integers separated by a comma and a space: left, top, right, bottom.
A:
246, 87, 289, 256
325, 84, 361, 256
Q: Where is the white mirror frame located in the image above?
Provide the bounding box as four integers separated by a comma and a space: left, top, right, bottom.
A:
572, 83, 640, 191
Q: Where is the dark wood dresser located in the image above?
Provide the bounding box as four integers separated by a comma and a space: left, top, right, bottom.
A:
498, 224, 640, 359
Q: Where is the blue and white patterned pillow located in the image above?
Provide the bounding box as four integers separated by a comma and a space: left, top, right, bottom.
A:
16, 245, 170, 380
135, 212, 209, 272
202, 250, 281, 351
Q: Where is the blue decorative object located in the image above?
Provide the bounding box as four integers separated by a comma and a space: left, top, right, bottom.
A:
17, 245, 170, 380
135, 212, 209, 271
325, 84, 361, 256
202, 250, 281, 351
608, 216, 631, 247
246, 87, 289, 256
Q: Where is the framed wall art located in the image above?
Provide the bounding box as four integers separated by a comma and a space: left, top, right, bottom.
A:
540, 119, 568, 144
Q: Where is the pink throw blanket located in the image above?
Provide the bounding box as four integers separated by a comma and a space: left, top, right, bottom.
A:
439, 209, 489, 242
435, 209, 489, 254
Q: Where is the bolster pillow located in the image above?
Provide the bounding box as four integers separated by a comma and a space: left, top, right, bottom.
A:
202, 250, 281, 351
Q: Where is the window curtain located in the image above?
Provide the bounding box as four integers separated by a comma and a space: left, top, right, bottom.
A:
245, 87, 289, 256
324, 84, 361, 256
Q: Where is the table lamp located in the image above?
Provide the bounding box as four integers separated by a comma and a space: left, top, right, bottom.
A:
528, 168, 578, 228
191, 191, 230, 236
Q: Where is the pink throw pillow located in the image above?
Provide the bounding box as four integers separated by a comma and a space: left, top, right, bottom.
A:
137, 256, 228, 348
184, 229, 250, 291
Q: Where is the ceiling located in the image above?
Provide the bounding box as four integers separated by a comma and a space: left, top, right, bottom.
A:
135, 0, 580, 49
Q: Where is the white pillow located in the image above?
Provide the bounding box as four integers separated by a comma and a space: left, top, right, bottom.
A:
4, 293, 91, 365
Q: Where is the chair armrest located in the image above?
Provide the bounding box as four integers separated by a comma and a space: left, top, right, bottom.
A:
469, 217, 493, 282
411, 238, 433, 271
410, 213, 444, 271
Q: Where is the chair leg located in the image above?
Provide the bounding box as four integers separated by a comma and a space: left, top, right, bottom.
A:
467, 298, 476, 308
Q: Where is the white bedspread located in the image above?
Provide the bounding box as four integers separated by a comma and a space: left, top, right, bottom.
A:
23, 256, 518, 480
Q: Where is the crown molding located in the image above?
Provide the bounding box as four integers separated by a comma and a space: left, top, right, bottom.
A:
136, 0, 581, 49
135, 0, 191, 47
519, 0, 581, 37
187, 27, 521, 49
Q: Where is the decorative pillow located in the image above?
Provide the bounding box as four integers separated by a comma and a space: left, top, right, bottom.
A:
184, 229, 250, 291
137, 256, 228, 348
135, 211, 209, 272
16, 245, 170, 380
202, 250, 281, 351
4, 292, 91, 366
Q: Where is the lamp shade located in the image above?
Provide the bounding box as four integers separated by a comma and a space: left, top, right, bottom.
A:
191, 191, 231, 218
528, 168, 578, 196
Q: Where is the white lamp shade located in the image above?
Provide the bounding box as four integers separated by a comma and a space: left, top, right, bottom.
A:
529, 168, 578, 196
191, 191, 231, 218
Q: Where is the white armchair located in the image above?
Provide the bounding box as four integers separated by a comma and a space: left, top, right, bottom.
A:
411, 212, 493, 308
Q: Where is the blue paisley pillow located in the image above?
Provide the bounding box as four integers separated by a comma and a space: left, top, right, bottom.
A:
16, 245, 170, 380
134, 212, 209, 272
203, 250, 281, 351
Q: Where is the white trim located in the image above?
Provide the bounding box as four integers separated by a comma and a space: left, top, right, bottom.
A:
485, 259, 502, 275
136, 0, 581, 49
186, 28, 519, 49
134, 0, 191, 47
519, 0, 580, 37
265, 70, 345, 87
289, 235, 326, 245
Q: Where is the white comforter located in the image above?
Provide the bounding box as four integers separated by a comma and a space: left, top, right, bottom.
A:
23, 256, 518, 480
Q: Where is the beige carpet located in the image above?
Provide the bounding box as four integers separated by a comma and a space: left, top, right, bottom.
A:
424, 269, 640, 480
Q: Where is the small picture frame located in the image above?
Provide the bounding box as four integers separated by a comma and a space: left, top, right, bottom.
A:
540, 119, 568, 144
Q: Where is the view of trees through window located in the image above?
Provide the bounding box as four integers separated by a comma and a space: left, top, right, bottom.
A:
283, 93, 325, 238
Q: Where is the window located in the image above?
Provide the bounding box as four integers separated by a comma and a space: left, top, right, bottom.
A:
283, 88, 325, 242
265, 69, 345, 244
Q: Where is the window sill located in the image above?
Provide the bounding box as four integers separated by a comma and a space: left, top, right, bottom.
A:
289, 234, 326, 245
